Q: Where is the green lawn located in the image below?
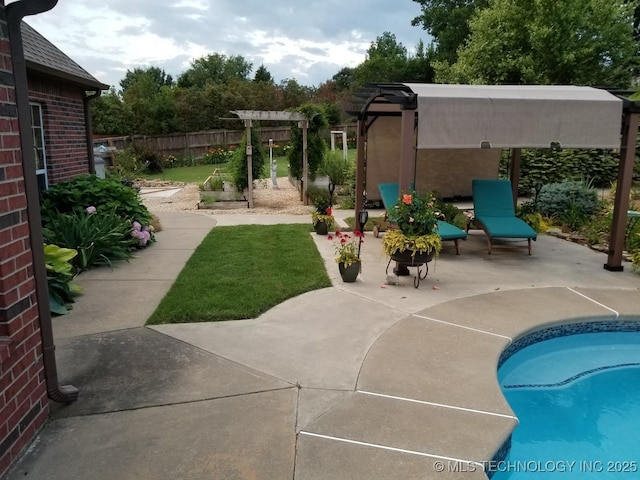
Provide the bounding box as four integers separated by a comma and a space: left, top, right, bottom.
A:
143, 156, 290, 184
146, 224, 330, 323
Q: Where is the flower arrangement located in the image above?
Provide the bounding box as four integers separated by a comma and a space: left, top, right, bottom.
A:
329, 230, 363, 268
311, 196, 335, 229
382, 192, 443, 258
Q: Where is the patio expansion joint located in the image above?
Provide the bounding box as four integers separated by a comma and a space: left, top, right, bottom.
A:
148, 326, 297, 387
335, 285, 414, 317
297, 431, 484, 467
411, 314, 513, 341
56, 385, 298, 420
566, 287, 620, 318
357, 390, 517, 420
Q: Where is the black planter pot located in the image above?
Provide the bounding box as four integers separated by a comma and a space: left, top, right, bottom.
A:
339, 261, 360, 282
314, 220, 328, 235
390, 248, 436, 267
387, 248, 436, 288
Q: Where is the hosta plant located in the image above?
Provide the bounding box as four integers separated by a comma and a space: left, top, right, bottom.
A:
44, 244, 82, 315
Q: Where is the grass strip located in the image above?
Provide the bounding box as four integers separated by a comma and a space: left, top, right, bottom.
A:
147, 224, 330, 324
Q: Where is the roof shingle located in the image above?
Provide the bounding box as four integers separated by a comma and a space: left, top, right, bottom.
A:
22, 21, 108, 90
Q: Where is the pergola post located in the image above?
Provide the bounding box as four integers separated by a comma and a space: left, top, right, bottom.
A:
509, 148, 522, 206
605, 111, 639, 271
398, 107, 416, 193
355, 119, 366, 219
245, 119, 253, 209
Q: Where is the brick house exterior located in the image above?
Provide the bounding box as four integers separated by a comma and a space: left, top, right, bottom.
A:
0, 7, 107, 477
21, 21, 108, 187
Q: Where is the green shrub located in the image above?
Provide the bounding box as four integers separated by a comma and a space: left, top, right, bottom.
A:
42, 209, 136, 271
44, 244, 82, 315
202, 145, 233, 164
320, 150, 351, 185
41, 174, 152, 226
306, 185, 331, 207
515, 202, 550, 233
287, 104, 327, 181
134, 144, 163, 173
631, 232, 640, 271
580, 209, 613, 245
229, 129, 265, 191
537, 180, 598, 218
499, 149, 620, 195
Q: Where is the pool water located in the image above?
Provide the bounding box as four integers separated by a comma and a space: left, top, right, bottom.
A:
493, 332, 640, 479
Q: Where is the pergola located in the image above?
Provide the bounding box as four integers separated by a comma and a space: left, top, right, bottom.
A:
349, 83, 640, 271
231, 110, 309, 207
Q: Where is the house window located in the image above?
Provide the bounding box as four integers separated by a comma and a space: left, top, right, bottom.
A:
30, 103, 47, 191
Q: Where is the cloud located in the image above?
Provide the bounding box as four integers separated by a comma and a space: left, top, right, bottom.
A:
25, 0, 430, 89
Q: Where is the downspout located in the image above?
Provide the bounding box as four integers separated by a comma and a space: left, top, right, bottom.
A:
7, 0, 79, 403
84, 88, 101, 174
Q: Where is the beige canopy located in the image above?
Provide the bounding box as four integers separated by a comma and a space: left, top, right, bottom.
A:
350, 83, 639, 272
405, 84, 623, 150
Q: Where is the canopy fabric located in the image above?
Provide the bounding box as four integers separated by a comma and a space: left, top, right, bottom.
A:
404, 84, 623, 150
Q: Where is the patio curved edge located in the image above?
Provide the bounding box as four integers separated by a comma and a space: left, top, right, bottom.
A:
296, 287, 639, 479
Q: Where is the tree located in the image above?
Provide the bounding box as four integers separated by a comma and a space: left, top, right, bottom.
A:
331, 67, 356, 92
353, 32, 410, 84
90, 88, 129, 135
411, 0, 489, 64
122, 74, 178, 134
177, 53, 252, 88
254, 64, 274, 84
436, 0, 637, 88
120, 67, 173, 95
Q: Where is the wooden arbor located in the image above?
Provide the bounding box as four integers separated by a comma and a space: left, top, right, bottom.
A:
231, 110, 309, 208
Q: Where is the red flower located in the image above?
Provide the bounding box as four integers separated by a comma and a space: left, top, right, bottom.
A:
327, 235, 333, 240
402, 194, 412, 205
326, 207, 332, 215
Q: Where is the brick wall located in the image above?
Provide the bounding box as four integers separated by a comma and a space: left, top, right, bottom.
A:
28, 74, 90, 184
0, 11, 49, 478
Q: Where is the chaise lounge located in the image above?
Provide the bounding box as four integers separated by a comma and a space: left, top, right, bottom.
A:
376, 182, 467, 254
471, 179, 537, 255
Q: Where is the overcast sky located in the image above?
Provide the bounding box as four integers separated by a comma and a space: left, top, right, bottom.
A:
24, 1, 431, 90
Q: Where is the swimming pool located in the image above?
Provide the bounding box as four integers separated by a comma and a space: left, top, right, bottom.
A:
493, 331, 640, 479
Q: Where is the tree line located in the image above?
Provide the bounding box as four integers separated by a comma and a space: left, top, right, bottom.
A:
91, 0, 639, 137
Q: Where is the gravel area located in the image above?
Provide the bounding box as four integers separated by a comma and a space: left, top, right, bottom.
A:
139, 178, 314, 216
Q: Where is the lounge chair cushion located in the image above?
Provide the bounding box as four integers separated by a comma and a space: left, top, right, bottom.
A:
472, 179, 537, 240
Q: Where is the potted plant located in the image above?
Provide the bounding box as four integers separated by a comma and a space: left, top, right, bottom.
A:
382, 192, 443, 269
329, 230, 363, 282
311, 196, 335, 235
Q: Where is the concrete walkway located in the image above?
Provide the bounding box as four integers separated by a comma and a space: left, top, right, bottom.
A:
5, 210, 640, 479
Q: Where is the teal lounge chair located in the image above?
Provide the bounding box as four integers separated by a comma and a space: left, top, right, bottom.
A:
471, 179, 537, 255
377, 182, 467, 255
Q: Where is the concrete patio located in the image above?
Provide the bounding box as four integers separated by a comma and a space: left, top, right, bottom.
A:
6, 210, 639, 480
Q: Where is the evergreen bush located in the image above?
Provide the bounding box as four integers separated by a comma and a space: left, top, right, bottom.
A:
229, 129, 265, 191
287, 104, 327, 181
536, 180, 598, 218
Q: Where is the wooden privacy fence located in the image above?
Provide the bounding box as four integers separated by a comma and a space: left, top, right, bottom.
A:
93, 127, 292, 159
93, 124, 357, 160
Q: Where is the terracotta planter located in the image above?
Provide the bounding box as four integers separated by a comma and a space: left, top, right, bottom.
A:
338, 261, 360, 282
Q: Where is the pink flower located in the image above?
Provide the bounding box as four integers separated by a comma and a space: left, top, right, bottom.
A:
402, 194, 412, 205
409, 217, 414, 223
86, 206, 96, 214
132, 221, 142, 231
